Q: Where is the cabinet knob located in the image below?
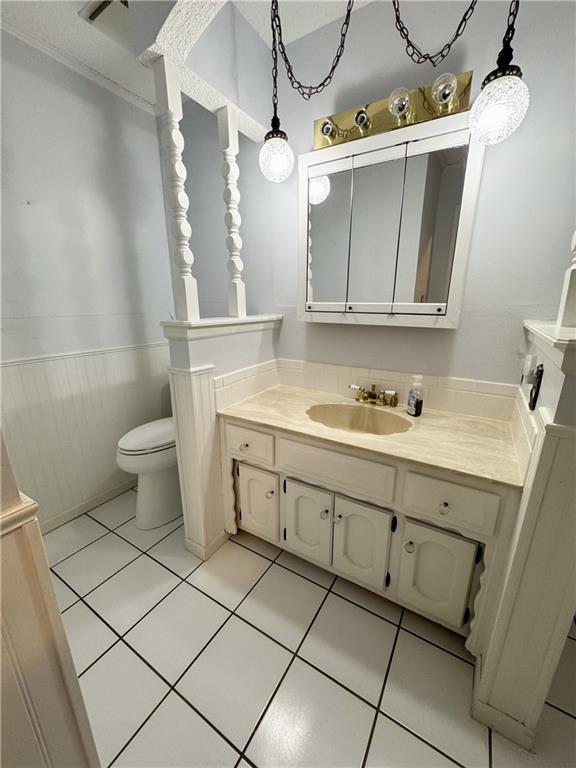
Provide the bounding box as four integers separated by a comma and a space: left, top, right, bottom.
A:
439, 501, 450, 515
239, 442, 250, 451
333, 513, 343, 524
320, 509, 330, 520
265, 490, 275, 499
404, 541, 415, 554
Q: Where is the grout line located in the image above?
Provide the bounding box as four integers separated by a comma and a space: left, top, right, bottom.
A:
48, 529, 111, 568
361, 608, 404, 768
54, 550, 144, 600
488, 728, 493, 768
296, 655, 377, 710
545, 701, 576, 721
238, 574, 338, 761
106, 690, 173, 767
397, 625, 474, 667
110, 517, 183, 554
379, 712, 467, 768
85, 509, 136, 531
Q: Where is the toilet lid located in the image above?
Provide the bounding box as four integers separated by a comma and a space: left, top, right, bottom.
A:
118, 418, 176, 454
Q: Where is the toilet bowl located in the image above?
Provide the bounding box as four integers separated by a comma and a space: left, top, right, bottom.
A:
116, 417, 183, 530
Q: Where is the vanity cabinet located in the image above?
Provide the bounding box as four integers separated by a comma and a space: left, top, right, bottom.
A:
237, 464, 279, 541
397, 520, 478, 627
333, 496, 392, 589
284, 480, 334, 565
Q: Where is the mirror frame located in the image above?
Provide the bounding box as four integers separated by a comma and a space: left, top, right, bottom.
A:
297, 112, 485, 329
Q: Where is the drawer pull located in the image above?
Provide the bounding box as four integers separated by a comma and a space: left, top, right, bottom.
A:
320, 509, 331, 520
404, 541, 415, 554
239, 442, 250, 451
333, 513, 343, 524
265, 490, 275, 499
439, 501, 450, 515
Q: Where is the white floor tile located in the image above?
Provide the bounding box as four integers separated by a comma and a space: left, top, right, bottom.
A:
53, 534, 140, 596
547, 639, 576, 716
177, 616, 290, 749
366, 714, 456, 768
402, 610, 474, 663
80, 642, 168, 767
43, 515, 108, 566
187, 541, 270, 610
276, 550, 334, 588
300, 593, 396, 704
51, 574, 79, 611
247, 658, 374, 768
115, 516, 183, 551
147, 526, 201, 577
381, 630, 489, 767
492, 705, 576, 768
332, 577, 402, 624
230, 530, 281, 560
86, 556, 180, 635
88, 492, 136, 530
114, 692, 238, 767
125, 583, 229, 683
62, 602, 117, 675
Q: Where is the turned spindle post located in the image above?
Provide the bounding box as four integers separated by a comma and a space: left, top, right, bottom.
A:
217, 106, 246, 318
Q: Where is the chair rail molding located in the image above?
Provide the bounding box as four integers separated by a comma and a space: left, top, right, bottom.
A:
153, 55, 200, 322
218, 105, 246, 318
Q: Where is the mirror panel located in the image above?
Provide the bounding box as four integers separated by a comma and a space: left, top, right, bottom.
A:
307, 169, 352, 307
347, 157, 405, 308
394, 145, 468, 309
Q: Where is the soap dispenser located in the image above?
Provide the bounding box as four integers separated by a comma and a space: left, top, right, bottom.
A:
407, 375, 424, 417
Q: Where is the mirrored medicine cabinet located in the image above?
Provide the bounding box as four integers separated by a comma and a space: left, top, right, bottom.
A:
298, 112, 485, 328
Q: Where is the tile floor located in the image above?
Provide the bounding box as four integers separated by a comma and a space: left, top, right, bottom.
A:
45, 491, 576, 768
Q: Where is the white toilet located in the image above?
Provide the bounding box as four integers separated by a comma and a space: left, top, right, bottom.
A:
116, 417, 183, 530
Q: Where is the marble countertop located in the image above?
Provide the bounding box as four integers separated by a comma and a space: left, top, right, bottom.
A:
219, 385, 524, 488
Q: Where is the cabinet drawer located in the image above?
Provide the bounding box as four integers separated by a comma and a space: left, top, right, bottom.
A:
226, 424, 274, 465
278, 438, 395, 505
402, 472, 500, 537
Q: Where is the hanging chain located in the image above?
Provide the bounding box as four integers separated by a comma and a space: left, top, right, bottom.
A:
271, 0, 354, 101
392, 0, 478, 67
496, 0, 520, 70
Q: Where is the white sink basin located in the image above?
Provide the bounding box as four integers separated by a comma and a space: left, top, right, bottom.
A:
307, 403, 412, 436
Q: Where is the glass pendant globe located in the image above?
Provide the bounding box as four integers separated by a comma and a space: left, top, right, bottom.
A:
469, 75, 530, 145
309, 175, 331, 205
259, 136, 294, 183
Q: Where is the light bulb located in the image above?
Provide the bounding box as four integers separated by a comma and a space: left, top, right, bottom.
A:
259, 136, 294, 183
469, 75, 529, 145
309, 175, 331, 205
388, 87, 411, 119
431, 73, 458, 107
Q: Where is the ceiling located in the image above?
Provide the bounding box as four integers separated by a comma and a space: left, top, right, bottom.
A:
234, 0, 372, 46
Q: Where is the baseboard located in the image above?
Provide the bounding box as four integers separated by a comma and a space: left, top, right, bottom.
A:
39, 480, 137, 534
185, 530, 228, 561
472, 690, 534, 750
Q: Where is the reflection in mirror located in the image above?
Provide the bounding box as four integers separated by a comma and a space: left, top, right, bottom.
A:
395, 145, 468, 306
307, 169, 352, 305
347, 157, 405, 307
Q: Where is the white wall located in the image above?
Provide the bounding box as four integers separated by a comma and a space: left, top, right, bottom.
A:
206, 1, 574, 385
1, 32, 173, 361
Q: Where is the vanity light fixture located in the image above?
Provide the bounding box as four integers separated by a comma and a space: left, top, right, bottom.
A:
308, 175, 331, 205
469, 1, 529, 145
388, 87, 412, 120
431, 72, 459, 108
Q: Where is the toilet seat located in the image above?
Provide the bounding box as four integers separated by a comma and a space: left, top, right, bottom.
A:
118, 417, 176, 456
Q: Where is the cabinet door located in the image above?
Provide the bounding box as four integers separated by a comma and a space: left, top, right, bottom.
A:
332, 496, 391, 589
238, 465, 279, 542
397, 520, 476, 627
284, 480, 333, 565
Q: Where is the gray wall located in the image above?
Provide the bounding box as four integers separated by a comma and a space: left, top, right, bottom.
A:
1, 32, 173, 360
236, 0, 574, 384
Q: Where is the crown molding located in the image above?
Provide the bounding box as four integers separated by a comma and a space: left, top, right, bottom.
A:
1, 21, 155, 115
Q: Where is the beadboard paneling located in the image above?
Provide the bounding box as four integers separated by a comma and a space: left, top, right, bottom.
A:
2, 344, 170, 531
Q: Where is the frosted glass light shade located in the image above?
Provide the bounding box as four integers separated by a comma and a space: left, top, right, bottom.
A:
259, 136, 294, 183
469, 75, 529, 145
309, 175, 331, 205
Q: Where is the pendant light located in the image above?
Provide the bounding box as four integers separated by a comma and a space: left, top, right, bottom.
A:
259, 4, 294, 183
470, 1, 529, 145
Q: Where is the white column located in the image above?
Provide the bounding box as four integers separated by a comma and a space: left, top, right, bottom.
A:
217, 106, 246, 318
153, 56, 200, 322
168, 365, 227, 559
556, 229, 576, 329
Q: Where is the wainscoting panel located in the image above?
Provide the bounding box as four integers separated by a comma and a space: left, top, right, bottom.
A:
2, 343, 171, 530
